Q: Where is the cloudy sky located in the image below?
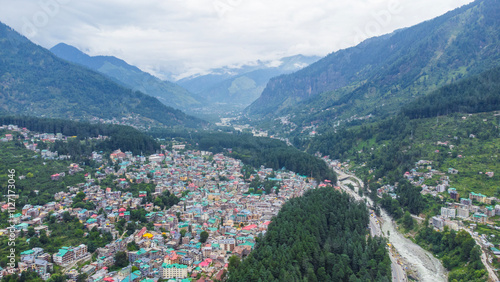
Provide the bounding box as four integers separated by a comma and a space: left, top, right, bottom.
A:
0, 0, 473, 80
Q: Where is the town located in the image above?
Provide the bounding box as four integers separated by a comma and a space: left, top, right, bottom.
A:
0, 124, 325, 281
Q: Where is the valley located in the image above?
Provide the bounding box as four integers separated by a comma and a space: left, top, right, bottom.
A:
1, 0, 500, 281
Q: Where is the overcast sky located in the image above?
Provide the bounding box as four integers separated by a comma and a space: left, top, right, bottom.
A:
0, 0, 474, 80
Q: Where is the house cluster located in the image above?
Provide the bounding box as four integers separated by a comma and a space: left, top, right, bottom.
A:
430, 192, 500, 231
1, 125, 108, 161
1, 141, 325, 281
17, 248, 53, 280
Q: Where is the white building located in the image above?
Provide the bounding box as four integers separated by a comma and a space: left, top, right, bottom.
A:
162, 263, 188, 279
457, 208, 469, 219
441, 207, 456, 218
432, 216, 444, 230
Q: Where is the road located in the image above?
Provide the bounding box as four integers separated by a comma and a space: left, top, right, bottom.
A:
369, 212, 382, 237
333, 168, 447, 282
462, 227, 499, 282
390, 254, 407, 282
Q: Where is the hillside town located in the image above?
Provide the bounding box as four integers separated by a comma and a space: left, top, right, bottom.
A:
0, 125, 325, 281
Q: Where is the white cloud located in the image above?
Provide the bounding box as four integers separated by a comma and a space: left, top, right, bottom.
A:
0, 0, 474, 80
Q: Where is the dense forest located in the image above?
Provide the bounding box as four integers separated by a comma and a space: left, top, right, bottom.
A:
310, 65, 500, 184
228, 188, 391, 281
247, 0, 500, 125
416, 225, 486, 281
401, 66, 500, 119
150, 128, 336, 182
0, 21, 202, 128
0, 115, 160, 155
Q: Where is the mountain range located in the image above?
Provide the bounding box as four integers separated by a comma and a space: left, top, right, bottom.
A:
0, 22, 203, 128
178, 55, 320, 108
247, 0, 500, 127
50, 43, 202, 111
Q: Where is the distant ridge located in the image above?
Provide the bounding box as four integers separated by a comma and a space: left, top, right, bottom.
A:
247, 0, 500, 125
0, 22, 204, 128
50, 43, 203, 111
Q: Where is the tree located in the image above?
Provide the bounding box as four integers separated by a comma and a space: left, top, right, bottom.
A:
180, 229, 187, 238
114, 251, 128, 268
76, 273, 88, 282
200, 231, 209, 243
402, 211, 414, 229
62, 211, 72, 223
228, 255, 241, 272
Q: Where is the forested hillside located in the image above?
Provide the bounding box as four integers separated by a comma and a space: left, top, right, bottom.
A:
401, 66, 500, 119
247, 0, 500, 127
0, 22, 203, 128
228, 188, 391, 281
0, 115, 160, 155
50, 43, 202, 110
309, 65, 500, 196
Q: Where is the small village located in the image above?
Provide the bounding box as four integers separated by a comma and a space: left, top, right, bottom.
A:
0, 124, 325, 281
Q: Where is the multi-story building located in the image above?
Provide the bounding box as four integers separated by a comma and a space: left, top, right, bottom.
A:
431, 216, 444, 230
457, 208, 469, 219
162, 263, 188, 279
441, 207, 456, 218
52, 245, 88, 266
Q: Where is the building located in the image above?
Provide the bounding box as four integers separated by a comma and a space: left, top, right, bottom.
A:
52, 245, 88, 266
431, 216, 444, 230
486, 206, 496, 217
457, 208, 469, 219
441, 207, 456, 218
162, 263, 188, 279
450, 190, 460, 201
470, 192, 487, 203
460, 198, 472, 206
53, 248, 73, 265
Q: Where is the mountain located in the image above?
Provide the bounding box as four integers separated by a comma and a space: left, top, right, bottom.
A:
50, 43, 202, 110
178, 55, 320, 107
0, 22, 203, 128
246, 0, 500, 124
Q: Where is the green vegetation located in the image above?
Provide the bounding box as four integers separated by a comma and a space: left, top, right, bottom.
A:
0, 21, 203, 128
50, 43, 202, 111
200, 231, 209, 243
402, 66, 500, 119
248, 0, 500, 129
416, 225, 486, 281
228, 188, 391, 281
30, 212, 113, 254
310, 64, 500, 196
0, 141, 88, 208
0, 115, 160, 155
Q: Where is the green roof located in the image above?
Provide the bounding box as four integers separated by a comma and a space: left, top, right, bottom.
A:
21, 250, 35, 255
162, 263, 188, 269
56, 248, 69, 257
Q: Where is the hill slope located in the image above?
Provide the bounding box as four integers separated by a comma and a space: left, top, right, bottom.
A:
178, 55, 319, 107
247, 0, 500, 124
309, 65, 500, 195
50, 43, 202, 110
0, 22, 203, 128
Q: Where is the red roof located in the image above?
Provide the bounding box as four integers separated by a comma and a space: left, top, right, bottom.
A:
242, 224, 257, 230
118, 208, 126, 212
